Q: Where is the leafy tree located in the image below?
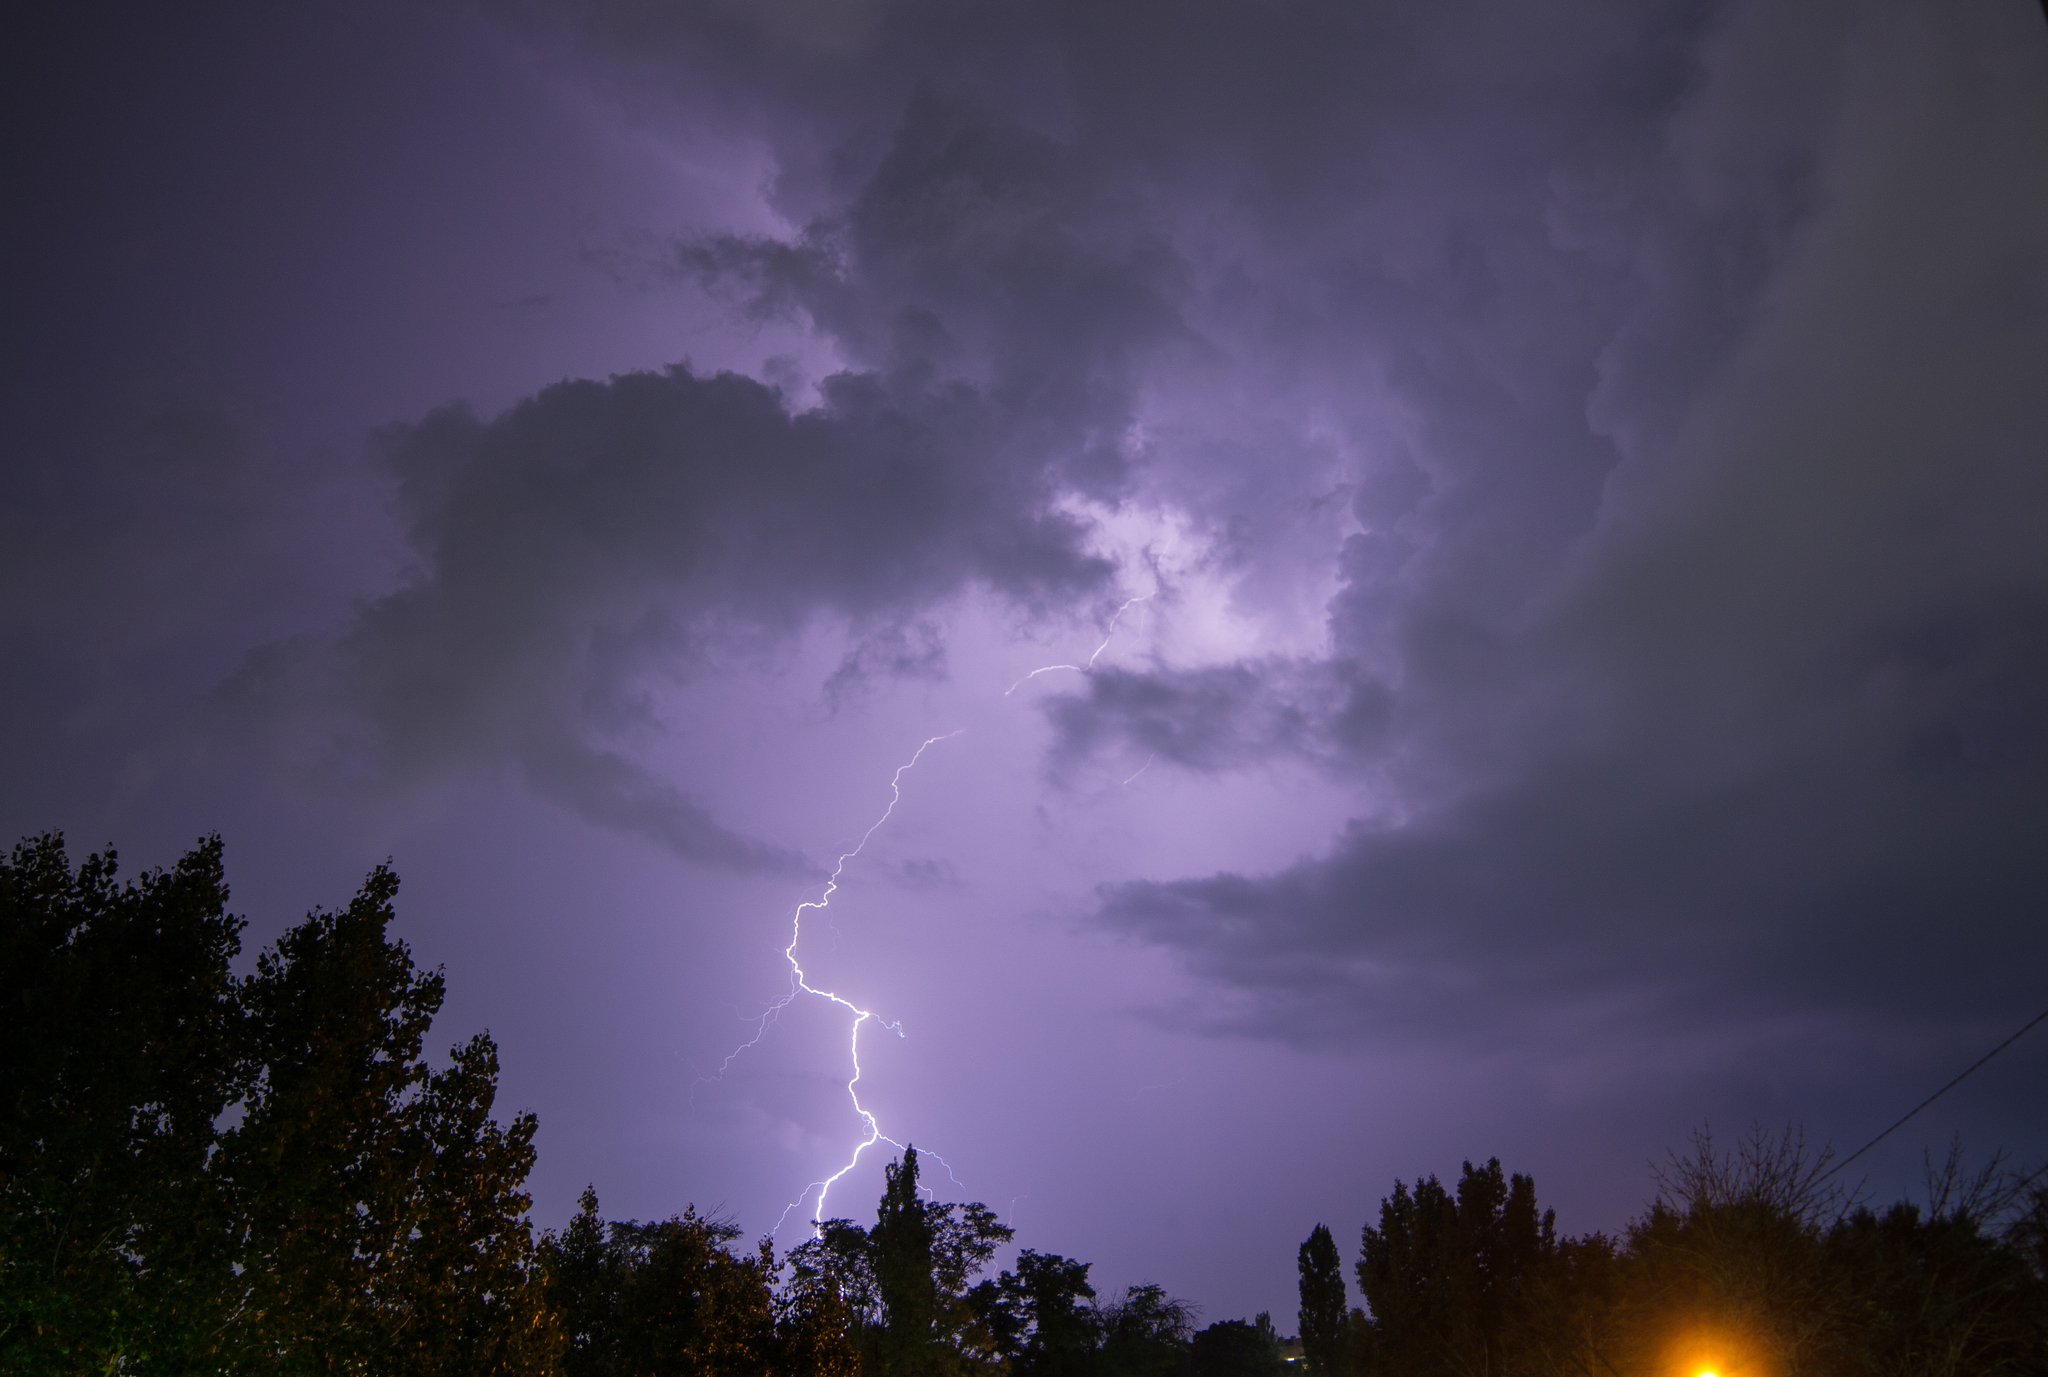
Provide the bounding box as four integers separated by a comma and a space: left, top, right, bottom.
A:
550, 1188, 630, 1377
1345, 1129, 2048, 1377
1093, 1284, 1197, 1377
1338, 1308, 1372, 1377
863, 1146, 1012, 1377
0, 834, 245, 1371
547, 1190, 848, 1377
1296, 1224, 1347, 1377
613, 1212, 775, 1377
1594, 1128, 2048, 1377
1189, 1313, 1285, 1377
214, 861, 558, 1372
1822, 1197, 2044, 1377
771, 1229, 864, 1377
873, 1147, 946, 1377
1518, 1230, 1620, 1377
1355, 1158, 1554, 1377
970, 1250, 1097, 1377
785, 1217, 884, 1337
0, 833, 558, 1373
787, 1147, 1012, 1377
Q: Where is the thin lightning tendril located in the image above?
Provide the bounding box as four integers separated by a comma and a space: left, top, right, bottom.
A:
1004, 594, 1152, 695
719, 592, 1152, 1242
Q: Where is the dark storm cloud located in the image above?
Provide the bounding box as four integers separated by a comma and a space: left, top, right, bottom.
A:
442, 0, 2048, 1026
228, 65, 1211, 865
235, 362, 1114, 870
1099, 590, 2048, 1045
1044, 660, 1392, 776
677, 87, 1189, 496
27, 0, 2031, 1045
204, 0, 1712, 872
1082, 0, 2048, 1045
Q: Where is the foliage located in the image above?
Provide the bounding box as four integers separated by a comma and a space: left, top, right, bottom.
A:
821, 1146, 1013, 1377
1599, 1128, 2048, 1377
1, 834, 245, 1371
544, 1190, 783, 1377
552, 1148, 1026, 1377
1093, 1284, 1199, 1377
0, 833, 557, 1374
614, 1213, 775, 1377
1189, 1314, 1286, 1377
1338, 1127, 2048, 1377
1354, 1158, 1555, 1377
1296, 1224, 1346, 1377
24, 824, 2040, 1377
773, 1228, 865, 1377
970, 1250, 1097, 1377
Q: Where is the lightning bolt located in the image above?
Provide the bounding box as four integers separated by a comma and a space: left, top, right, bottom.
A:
1003, 594, 1152, 695
710, 731, 967, 1236
721, 591, 1154, 1240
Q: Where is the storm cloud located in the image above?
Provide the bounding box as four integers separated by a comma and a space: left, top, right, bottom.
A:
235, 357, 1124, 867
1070, 0, 2048, 1043
225, 0, 2048, 1012
8, 0, 2047, 1318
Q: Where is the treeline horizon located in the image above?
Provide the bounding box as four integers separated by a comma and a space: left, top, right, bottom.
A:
6, 835, 2045, 1375
1295, 1135, 2048, 1377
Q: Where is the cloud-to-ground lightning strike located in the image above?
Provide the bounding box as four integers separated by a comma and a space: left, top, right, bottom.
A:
722, 593, 1154, 1241
710, 731, 964, 1237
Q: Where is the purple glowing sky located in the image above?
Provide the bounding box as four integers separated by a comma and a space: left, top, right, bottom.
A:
6, 0, 2048, 1327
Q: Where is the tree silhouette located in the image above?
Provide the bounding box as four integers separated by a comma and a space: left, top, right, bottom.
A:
1355, 1158, 1553, 1377
0, 833, 558, 1373
1296, 1224, 1347, 1377
1, 834, 245, 1369
1190, 1313, 1287, 1377
549, 1187, 629, 1377
1346, 1134, 2048, 1377
874, 1147, 946, 1377
795, 1145, 1013, 1377
970, 1249, 1098, 1377
612, 1211, 775, 1377
215, 861, 558, 1372
1095, 1283, 1199, 1377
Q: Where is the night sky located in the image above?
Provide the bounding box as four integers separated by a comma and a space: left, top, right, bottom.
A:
6, 0, 2047, 1329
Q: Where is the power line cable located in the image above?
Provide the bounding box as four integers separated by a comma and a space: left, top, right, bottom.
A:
1819, 1003, 2048, 1183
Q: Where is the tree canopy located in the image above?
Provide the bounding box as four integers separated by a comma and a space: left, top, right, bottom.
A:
1295, 1224, 1345, 1377
0, 833, 557, 1374
14, 828, 2045, 1377
1308, 1128, 2048, 1377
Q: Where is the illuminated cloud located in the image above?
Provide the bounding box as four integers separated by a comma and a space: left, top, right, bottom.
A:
7, 0, 2047, 1327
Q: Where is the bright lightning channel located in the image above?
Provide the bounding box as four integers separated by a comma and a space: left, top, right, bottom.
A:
724, 593, 1152, 1239
711, 731, 966, 1236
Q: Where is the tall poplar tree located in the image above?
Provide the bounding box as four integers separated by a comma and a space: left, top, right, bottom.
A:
873, 1147, 944, 1377
1296, 1223, 1347, 1377
842, 1146, 1011, 1377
